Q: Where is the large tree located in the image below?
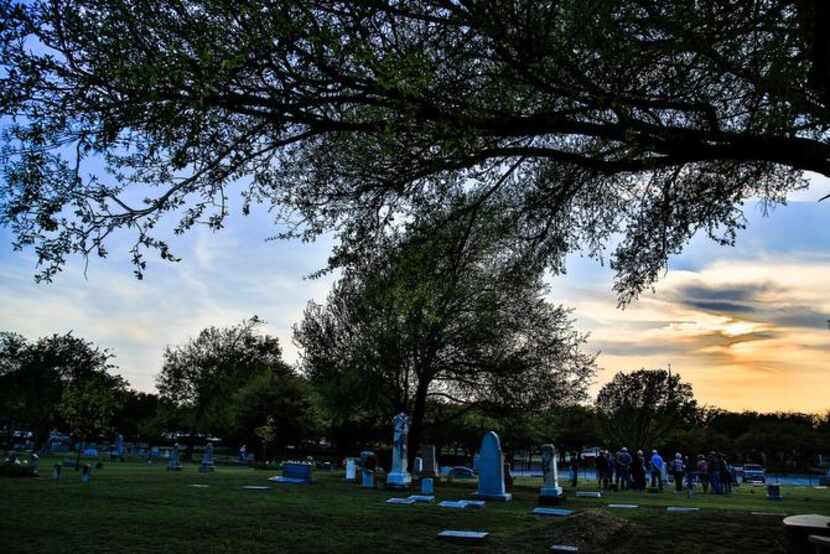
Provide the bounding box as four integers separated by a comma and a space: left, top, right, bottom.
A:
0, 331, 120, 449
294, 206, 596, 457
596, 368, 697, 450
156, 317, 286, 454
1, 1, 826, 301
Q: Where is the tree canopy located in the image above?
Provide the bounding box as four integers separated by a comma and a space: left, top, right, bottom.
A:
596, 368, 697, 450
294, 205, 596, 454
2, 1, 827, 300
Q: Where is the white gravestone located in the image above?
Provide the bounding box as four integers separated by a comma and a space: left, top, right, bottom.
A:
421, 477, 434, 494
385, 412, 412, 488
345, 458, 357, 481
413, 457, 423, 474
539, 444, 564, 504
422, 445, 438, 477
473, 431, 511, 501
167, 444, 182, 471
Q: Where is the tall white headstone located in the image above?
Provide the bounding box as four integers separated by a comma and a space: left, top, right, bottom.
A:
385, 412, 412, 488
474, 431, 511, 501
345, 458, 357, 481
539, 443, 564, 504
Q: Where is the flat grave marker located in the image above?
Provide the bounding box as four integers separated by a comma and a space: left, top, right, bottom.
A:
408, 495, 435, 503
532, 507, 573, 517
575, 491, 602, 498
551, 546, 579, 552
437, 530, 489, 542
667, 506, 700, 512
242, 485, 271, 490
608, 504, 639, 509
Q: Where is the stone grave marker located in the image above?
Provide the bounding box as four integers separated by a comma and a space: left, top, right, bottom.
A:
167, 444, 182, 471
608, 504, 639, 509
551, 545, 579, 552
413, 457, 423, 475
242, 485, 270, 490
767, 484, 783, 501
408, 495, 434, 503
360, 450, 377, 489
199, 443, 215, 473
575, 491, 602, 498
386, 412, 412, 488
52, 463, 62, 480
667, 506, 700, 512
81, 464, 92, 483
473, 431, 511, 501
539, 443, 564, 505
421, 477, 434, 495
386, 497, 417, 505
437, 530, 489, 542
532, 507, 573, 517
439, 500, 470, 509
345, 458, 357, 481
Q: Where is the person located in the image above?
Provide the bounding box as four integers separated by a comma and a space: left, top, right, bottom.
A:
670, 453, 685, 493
595, 450, 609, 490
650, 450, 664, 491
720, 453, 732, 495
606, 451, 617, 490
707, 451, 722, 494
684, 455, 696, 497
696, 454, 709, 493
570, 452, 580, 487
631, 450, 647, 492
615, 447, 632, 490
239, 444, 248, 462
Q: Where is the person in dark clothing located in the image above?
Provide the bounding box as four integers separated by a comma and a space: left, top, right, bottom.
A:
615, 447, 632, 490
696, 455, 709, 493
720, 454, 732, 495
670, 453, 685, 493
570, 452, 580, 487
707, 451, 722, 494
684, 456, 696, 497
596, 451, 609, 490
631, 450, 647, 492
606, 452, 616, 490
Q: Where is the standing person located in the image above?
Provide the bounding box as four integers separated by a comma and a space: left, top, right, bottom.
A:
696, 454, 709, 493
671, 453, 685, 493
684, 455, 696, 497
596, 450, 608, 490
650, 450, 664, 491
606, 451, 616, 490
616, 447, 632, 490
720, 453, 732, 495
631, 450, 647, 492
707, 451, 722, 494
570, 451, 580, 487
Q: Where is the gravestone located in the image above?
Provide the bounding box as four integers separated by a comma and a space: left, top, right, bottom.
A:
666, 506, 700, 512
200, 443, 215, 473
413, 457, 423, 475
551, 546, 579, 552
575, 491, 602, 498
608, 504, 639, 509
30, 453, 39, 474
270, 462, 313, 484
167, 444, 182, 471
473, 453, 481, 473
422, 445, 438, 477
385, 412, 412, 488
345, 458, 357, 481
437, 530, 488, 542
474, 431, 511, 501
52, 463, 62, 480
386, 497, 417, 505
532, 507, 573, 517
421, 477, 434, 495
539, 444, 564, 505
112, 433, 125, 462
408, 495, 434, 503
81, 464, 92, 483
360, 451, 377, 489
767, 484, 782, 501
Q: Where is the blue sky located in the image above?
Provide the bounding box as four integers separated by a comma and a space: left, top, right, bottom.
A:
2, 174, 829, 413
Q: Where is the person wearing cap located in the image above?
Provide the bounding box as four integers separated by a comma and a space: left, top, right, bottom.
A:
615, 447, 632, 490
649, 449, 664, 491
670, 452, 685, 493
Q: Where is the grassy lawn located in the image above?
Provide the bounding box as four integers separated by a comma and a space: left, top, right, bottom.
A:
2, 458, 828, 553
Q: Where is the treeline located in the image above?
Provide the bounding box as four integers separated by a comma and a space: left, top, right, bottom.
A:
2, 326, 828, 473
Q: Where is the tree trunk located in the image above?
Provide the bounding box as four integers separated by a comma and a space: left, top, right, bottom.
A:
75, 440, 83, 470
407, 380, 430, 468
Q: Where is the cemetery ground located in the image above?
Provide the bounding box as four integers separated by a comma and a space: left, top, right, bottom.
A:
2, 460, 829, 553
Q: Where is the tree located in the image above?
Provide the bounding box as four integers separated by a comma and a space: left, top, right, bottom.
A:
2, 1, 825, 302
233, 365, 319, 459
294, 207, 596, 459
596, 368, 697, 450
0, 331, 119, 449
61, 371, 128, 467
156, 317, 286, 456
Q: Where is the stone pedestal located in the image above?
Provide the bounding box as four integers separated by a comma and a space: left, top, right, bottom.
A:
386, 412, 412, 489
539, 485, 565, 505
362, 469, 375, 489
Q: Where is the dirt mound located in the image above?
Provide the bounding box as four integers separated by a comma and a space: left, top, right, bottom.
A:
498, 509, 633, 553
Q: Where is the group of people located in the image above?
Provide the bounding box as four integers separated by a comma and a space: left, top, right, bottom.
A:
580, 448, 736, 495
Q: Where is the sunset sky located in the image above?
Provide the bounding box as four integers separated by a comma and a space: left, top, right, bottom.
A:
1, 175, 829, 414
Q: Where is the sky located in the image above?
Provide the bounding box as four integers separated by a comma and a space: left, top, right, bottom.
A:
1, 175, 829, 414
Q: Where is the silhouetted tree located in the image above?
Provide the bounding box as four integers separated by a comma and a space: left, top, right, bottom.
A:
596, 369, 697, 450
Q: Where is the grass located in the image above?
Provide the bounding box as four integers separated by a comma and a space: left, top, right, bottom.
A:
1, 457, 828, 553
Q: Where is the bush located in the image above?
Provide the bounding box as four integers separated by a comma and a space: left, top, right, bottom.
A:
0, 463, 38, 478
